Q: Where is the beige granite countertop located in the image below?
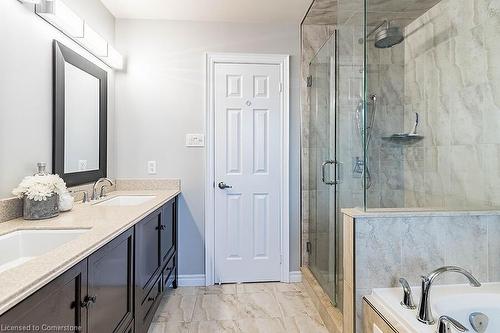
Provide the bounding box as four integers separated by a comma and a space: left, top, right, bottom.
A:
0, 189, 180, 316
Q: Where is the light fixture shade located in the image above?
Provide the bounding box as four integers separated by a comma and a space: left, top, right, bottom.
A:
78, 23, 108, 57
36, 0, 84, 37
102, 45, 125, 70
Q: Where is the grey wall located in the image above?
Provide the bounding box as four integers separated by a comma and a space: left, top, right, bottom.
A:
0, 0, 116, 198
114, 19, 301, 275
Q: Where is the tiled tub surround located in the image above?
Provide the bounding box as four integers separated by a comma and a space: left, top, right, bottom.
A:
0, 187, 180, 316
0, 178, 181, 223
402, 0, 500, 209
342, 209, 500, 332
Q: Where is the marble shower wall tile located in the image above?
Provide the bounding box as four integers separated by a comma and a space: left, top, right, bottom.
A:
403, 0, 500, 209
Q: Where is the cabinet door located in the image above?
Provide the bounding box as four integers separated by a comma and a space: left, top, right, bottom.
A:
0, 261, 88, 333
87, 228, 134, 333
160, 198, 176, 266
135, 209, 161, 292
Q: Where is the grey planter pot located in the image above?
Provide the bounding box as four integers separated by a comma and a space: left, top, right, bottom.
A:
23, 194, 60, 220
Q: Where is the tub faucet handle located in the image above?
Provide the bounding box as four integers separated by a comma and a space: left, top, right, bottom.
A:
437, 315, 468, 333
399, 278, 416, 309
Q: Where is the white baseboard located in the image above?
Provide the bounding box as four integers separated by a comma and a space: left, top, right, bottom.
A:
178, 274, 206, 287
289, 271, 303, 283
178, 272, 302, 286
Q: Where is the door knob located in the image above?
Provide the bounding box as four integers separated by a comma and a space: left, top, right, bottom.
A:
218, 182, 232, 189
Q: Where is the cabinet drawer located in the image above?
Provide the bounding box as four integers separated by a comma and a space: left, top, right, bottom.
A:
137, 278, 162, 333
135, 210, 161, 290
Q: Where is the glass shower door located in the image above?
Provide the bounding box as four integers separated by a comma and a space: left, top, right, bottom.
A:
308, 33, 339, 306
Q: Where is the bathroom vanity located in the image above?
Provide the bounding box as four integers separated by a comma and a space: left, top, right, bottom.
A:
0, 190, 179, 333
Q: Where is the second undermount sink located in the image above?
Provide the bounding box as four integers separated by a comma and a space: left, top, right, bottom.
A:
96, 195, 156, 207
0, 229, 89, 273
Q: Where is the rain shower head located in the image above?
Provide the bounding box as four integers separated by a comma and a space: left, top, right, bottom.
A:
374, 25, 404, 48
361, 20, 405, 48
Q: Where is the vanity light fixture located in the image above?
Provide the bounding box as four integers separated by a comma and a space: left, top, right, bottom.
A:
32, 0, 125, 70
18, 0, 42, 4
35, 0, 84, 38
102, 45, 124, 70
77, 23, 108, 57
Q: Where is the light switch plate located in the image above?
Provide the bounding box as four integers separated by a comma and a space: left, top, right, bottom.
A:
186, 134, 205, 147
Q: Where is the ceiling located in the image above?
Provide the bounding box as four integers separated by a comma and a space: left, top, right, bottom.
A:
100, 0, 313, 23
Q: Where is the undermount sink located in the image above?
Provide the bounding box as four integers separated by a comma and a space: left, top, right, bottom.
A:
0, 229, 89, 273
96, 195, 156, 207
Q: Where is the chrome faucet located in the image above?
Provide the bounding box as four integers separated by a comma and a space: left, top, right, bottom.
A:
417, 266, 481, 325
399, 278, 416, 309
91, 178, 114, 200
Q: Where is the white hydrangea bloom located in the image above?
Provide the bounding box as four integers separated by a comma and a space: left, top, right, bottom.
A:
12, 174, 68, 201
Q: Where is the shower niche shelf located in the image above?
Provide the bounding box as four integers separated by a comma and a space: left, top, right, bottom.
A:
382, 134, 424, 145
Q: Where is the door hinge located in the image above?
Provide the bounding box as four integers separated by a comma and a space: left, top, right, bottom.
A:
280, 254, 283, 264
306, 241, 311, 253
279, 82, 283, 92
307, 75, 313, 87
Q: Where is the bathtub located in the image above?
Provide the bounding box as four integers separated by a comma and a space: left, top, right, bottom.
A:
370, 283, 500, 332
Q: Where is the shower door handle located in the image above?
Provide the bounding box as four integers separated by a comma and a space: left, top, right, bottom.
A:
322, 160, 337, 185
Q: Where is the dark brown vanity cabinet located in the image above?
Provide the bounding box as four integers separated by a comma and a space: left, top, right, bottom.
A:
87, 228, 134, 333
0, 261, 88, 332
0, 196, 178, 333
135, 197, 178, 333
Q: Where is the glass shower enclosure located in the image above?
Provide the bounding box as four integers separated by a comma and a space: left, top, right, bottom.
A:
307, 32, 344, 307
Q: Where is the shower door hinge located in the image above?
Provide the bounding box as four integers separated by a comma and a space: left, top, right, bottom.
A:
307, 75, 313, 87
306, 241, 311, 253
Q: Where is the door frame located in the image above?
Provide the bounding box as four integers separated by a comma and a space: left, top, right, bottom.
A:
204, 52, 290, 285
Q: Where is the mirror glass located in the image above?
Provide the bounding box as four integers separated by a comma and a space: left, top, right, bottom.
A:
64, 63, 100, 173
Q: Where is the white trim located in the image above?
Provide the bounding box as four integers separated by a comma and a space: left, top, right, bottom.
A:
178, 274, 206, 287
204, 52, 290, 286
289, 271, 303, 283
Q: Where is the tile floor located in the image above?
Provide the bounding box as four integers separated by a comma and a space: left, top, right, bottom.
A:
148, 282, 329, 333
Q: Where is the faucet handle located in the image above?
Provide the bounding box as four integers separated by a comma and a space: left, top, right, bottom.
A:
437, 315, 468, 333
399, 278, 416, 309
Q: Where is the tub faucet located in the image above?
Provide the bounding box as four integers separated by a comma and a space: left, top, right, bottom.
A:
92, 178, 114, 200
417, 266, 481, 325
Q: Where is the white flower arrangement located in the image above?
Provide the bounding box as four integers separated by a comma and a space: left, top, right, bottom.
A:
12, 174, 68, 201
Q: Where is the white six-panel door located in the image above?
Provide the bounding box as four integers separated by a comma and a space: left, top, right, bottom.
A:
214, 63, 282, 283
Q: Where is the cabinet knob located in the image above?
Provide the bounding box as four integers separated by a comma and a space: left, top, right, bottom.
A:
80, 295, 97, 308
147, 296, 156, 302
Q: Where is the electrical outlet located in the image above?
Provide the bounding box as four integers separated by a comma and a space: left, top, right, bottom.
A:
186, 134, 205, 147
78, 160, 88, 171
147, 161, 157, 175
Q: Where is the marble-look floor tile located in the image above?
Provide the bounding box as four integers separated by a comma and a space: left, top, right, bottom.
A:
283, 315, 329, 333
236, 292, 282, 318
274, 291, 320, 320
236, 283, 276, 294
148, 321, 190, 333
189, 320, 239, 333
192, 294, 241, 321
154, 295, 197, 322
235, 318, 287, 333
152, 283, 327, 333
